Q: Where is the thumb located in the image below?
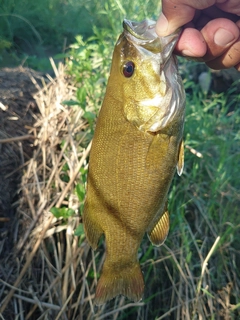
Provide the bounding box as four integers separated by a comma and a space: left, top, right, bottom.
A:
156, 2, 195, 36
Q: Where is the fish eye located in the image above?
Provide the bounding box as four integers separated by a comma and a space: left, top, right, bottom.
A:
122, 61, 135, 78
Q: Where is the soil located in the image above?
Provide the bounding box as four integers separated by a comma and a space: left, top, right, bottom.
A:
0, 67, 44, 259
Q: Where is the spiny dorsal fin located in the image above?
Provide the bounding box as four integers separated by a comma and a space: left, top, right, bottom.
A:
177, 139, 184, 176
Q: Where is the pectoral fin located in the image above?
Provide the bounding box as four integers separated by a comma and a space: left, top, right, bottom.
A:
177, 139, 184, 176
148, 207, 169, 246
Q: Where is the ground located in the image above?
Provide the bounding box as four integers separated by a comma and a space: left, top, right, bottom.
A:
0, 67, 43, 259
0, 65, 239, 319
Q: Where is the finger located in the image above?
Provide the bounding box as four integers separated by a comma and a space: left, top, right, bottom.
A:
174, 28, 207, 57
200, 18, 240, 63
216, 0, 240, 15
206, 38, 240, 69
156, 0, 217, 37
156, 2, 195, 36
202, 5, 239, 21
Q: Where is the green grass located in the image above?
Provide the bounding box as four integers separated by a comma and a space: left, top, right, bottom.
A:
0, 0, 161, 69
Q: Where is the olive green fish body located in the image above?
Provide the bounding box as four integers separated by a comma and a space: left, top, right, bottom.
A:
83, 19, 185, 305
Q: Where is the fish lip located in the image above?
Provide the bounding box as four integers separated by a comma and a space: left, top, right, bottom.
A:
123, 19, 181, 42
123, 19, 157, 41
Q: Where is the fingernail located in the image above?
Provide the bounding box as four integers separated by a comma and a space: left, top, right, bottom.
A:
156, 13, 168, 36
214, 28, 235, 46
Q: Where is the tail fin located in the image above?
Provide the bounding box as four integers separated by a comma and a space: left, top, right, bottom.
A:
94, 262, 144, 306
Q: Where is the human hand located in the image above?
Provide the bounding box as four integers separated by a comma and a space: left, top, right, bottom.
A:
156, 0, 240, 71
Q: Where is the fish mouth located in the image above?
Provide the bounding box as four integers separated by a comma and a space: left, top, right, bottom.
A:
123, 19, 181, 54
123, 19, 157, 41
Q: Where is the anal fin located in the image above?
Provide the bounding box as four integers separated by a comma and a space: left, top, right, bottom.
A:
177, 139, 184, 176
148, 208, 170, 246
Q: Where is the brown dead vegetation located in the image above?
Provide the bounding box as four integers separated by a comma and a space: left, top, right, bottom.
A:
0, 63, 239, 319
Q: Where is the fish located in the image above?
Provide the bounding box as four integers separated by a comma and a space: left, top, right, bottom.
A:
83, 19, 185, 305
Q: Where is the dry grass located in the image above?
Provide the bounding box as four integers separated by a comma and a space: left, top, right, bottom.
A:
0, 60, 239, 320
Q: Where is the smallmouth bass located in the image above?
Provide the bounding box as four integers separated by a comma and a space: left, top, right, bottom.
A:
83, 19, 185, 305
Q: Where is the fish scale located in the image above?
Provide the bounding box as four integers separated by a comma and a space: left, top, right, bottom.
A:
83, 19, 185, 305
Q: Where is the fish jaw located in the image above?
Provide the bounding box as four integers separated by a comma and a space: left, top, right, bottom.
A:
123, 18, 181, 62
123, 19, 158, 42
